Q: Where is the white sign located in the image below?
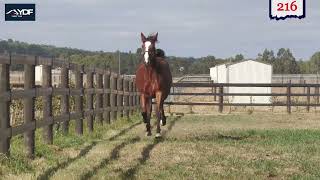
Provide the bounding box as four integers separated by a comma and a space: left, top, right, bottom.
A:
270, 0, 305, 20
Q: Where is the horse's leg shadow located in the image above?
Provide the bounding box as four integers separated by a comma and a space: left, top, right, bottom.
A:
37, 141, 97, 180
120, 116, 181, 180
37, 121, 142, 180
80, 136, 141, 180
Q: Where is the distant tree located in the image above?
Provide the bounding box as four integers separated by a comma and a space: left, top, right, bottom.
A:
257, 49, 275, 64
297, 59, 309, 74
234, 54, 244, 62
136, 48, 142, 55
274, 48, 300, 74
309, 52, 320, 73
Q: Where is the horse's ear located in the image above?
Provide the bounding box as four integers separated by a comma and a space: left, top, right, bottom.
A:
141, 32, 147, 42
153, 32, 158, 42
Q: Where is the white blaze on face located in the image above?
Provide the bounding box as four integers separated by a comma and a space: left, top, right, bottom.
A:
144, 41, 152, 64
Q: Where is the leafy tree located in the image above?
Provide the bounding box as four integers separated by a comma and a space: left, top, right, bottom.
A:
274, 48, 299, 74
234, 54, 244, 62
257, 49, 275, 64
309, 52, 320, 73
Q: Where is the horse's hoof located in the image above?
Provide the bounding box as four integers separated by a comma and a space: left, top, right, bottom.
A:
160, 119, 166, 126
155, 133, 162, 138
146, 132, 152, 136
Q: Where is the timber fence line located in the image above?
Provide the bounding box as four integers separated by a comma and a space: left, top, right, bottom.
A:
168, 82, 320, 113
0, 53, 140, 157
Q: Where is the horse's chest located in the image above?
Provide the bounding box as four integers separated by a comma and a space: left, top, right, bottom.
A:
143, 78, 160, 94
137, 73, 160, 95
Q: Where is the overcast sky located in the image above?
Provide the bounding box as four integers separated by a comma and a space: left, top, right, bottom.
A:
0, 0, 319, 59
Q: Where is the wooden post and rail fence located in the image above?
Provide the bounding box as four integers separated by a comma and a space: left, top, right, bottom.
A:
1, 53, 320, 157
0, 54, 140, 157
168, 82, 320, 114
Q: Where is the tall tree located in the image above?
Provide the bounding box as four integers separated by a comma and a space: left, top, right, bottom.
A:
234, 54, 244, 62
309, 52, 320, 73
274, 48, 299, 74
257, 49, 275, 64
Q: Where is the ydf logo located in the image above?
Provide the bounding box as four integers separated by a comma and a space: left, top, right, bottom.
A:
6, 9, 34, 17
5, 4, 36, 21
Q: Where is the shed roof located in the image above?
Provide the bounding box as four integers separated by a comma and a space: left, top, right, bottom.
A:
212, 59, 272, 69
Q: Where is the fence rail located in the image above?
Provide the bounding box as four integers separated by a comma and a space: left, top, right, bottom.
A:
167, 82, 320, 113
0, 54, 140, 157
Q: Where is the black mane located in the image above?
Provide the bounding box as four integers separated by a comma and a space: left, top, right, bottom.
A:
156, 49, 165, 58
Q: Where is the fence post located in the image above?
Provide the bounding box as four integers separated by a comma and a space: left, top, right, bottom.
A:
24, 56, 36, 158
117, 76, 124, 118
137, 80, 140, 107
219, 85, 224, 113
132, 79, 136, 110
86, 67, 94, 132
124, 78, 130, 119
103, 70, 111, 124
75, 65, 84, 135
287, 81, 291, 114
134, 79, 140, 110
307, 86, 310, 112
129, 80, 134, 115
316, 76, 319, 104
0, 55, 10, 155
96, 72, 103, 125
42, 58, 53, 144
61, 62, 70, 134
214, 86, 217, 101
110, 74, 117, 121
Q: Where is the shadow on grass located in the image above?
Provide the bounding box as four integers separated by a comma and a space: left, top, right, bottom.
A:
37, 141, 97, 180
37, 121, 142, 180
80, 136, 141, 180
109, 122, 142, 141
217, 134, 250, 141
120, 116, 181, 180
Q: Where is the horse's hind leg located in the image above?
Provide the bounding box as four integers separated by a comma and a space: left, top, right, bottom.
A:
160, 103, 166, 126
145, 97, 152, 136
155, 92, 163, 137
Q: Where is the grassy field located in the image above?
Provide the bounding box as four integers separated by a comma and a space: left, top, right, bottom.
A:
1, 113, 320, 179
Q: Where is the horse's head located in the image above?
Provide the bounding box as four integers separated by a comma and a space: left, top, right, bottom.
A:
141, 32, 158, 65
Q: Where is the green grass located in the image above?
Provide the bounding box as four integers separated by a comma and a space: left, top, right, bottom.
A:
2, 113, 320, 179
0, 113, 141, 177
155, 130, 320, 179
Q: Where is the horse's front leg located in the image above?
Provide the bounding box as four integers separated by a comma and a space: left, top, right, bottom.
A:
141, 94, 152, 136
155, 91, 163, 138
140, 94, 147, 123
146, 97, 152, 136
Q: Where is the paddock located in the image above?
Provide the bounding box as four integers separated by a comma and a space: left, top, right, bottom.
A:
2, 113, 320, 179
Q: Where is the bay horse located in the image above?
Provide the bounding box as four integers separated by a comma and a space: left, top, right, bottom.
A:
135, 32, 172, 137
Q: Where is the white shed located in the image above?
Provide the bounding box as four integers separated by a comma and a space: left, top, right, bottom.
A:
210, 60, 272, 104
35, 66, 62, 87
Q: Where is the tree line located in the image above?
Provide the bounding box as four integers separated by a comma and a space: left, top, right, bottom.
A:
0, 39, 319, 76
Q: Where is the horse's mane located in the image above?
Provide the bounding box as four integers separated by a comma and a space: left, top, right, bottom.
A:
156, 49, 165, 58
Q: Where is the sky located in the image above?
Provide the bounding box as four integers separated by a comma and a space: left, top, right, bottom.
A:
0, 0, 319, 60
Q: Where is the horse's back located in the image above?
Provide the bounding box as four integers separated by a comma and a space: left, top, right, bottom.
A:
156, 57, 172, 94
